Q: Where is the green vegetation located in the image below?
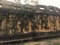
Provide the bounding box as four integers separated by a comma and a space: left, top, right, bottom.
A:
34, 44, 40, 45
53, 43, 60, 45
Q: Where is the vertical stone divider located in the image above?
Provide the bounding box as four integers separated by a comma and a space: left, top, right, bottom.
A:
7, 14, 14, 36
55, 16, 60, 30
16, 20, 21, 34
1, 16, 6, 36
48, 16, 52, 32
28, 21, 32, 33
